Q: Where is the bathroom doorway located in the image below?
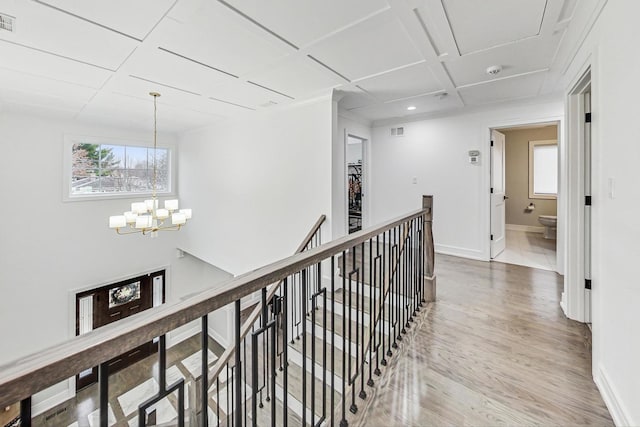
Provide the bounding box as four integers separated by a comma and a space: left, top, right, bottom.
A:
491, 122, 560, 271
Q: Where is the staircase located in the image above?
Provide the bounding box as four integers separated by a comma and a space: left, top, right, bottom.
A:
0, 196, 435, 427
207, 197, 435, 427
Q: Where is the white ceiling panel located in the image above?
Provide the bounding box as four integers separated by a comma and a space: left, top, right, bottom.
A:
337, 87, 378, 110
208, 80, 292, 110
78, 91, 224, 133
0, 87, 86, 114
308, 10, 423, 81
0, 0, 138, 70
349, 91, 462, 121
103, 74, 240, 119
355, 62, 443, 102
222, 0, 389, 47
458, 72, 546, 105
248, 56, 344, 99
157, 1, 292, 78
0, 41, 112, 89
36, 0, 175, 40
442, 0, 547, 55
0, 67, 96, 106
445, 32, 561, 87
121, 46, 237, 96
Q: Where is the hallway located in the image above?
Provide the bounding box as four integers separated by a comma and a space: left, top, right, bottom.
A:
350, 254, 612, 426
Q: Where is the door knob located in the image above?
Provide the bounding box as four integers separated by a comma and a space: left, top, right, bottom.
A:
504, 195, 509, 200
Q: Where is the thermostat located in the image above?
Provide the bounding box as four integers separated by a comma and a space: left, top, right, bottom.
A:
468, 150, 480, 164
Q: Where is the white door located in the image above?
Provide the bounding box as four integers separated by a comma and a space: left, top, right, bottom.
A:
490, 130, 506, 258
584, 90, 592, 323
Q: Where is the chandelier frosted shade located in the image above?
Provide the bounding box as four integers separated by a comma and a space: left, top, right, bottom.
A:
108, 92, 192, 236
109, 199, 192, 235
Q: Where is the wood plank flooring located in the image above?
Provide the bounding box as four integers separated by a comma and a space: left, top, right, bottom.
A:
348, 254, 613, 426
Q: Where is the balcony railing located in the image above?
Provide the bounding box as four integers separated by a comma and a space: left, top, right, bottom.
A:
0, 195, 435, 427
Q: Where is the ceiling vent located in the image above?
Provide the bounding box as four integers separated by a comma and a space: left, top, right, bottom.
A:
391, 127, 404, 137
0, 13, 15, 33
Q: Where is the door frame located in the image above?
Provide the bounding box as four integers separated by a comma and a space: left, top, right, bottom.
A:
486, 116, 564, 269
489, 129, 506, 258
564, 67, 592, 323
344, 131, 369, 234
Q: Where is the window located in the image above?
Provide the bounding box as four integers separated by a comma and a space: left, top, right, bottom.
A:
65, 135, 172, 200
529, 140, 558, 199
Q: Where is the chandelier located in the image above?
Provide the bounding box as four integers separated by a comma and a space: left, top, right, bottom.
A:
108, 92, 192, 236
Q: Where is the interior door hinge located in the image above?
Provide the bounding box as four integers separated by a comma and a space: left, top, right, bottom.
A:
490, 234, 494, 241
585, 113, 592, 123
490, 187, 494, 193
490, 140, 494, 147
585, 279, 592, 290
585, 196, 592, 206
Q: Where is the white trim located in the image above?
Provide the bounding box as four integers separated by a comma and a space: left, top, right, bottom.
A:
506, 224, 545, 233
594, 366, 633, 427
435, 244, 485, 261
564, 66, 591, 322
208, 325, 229, 348
168, 323, 200, 348
62, 133, 177, 202
32, 383, 74, 417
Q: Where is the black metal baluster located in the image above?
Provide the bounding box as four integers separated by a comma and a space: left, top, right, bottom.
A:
321, 289, 328, 425
367, 237, 374, 387
359, 241, 366, 400
202, 316, 209, 427
270, 314, 276, 427
382, 230, 389, 366
99, 362, 108, 427
340, 250, 347, 427
20, 397, 31, 427
283, 277, 289, 427
302, 268, 308, 427
330, 256, 336, 427
235, 300, 242, 427
216, 376, 220, 427
350, 246, 358, 414
374, 233, 381, 377
311, 277, 316, 427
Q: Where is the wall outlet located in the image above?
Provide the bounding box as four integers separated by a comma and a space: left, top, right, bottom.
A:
412, 177, 417, 184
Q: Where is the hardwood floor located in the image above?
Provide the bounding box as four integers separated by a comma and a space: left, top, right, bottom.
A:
349, 254, 612, 426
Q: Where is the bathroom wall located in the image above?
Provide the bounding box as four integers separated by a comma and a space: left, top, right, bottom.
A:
503, 125, 558, 228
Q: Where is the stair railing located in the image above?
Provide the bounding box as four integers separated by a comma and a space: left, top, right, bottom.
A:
0, 196, 435, 427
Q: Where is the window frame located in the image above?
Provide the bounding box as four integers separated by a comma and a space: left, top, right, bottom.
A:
528, 139, 558, 200
63, 134, 176, 202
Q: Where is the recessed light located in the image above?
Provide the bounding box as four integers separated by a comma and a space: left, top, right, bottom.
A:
407, 106, 416, 111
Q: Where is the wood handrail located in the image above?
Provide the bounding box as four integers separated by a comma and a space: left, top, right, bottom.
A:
0, 208, 426, 408
208, 214, 326, 382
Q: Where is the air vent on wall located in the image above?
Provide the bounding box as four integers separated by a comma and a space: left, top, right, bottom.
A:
0, 13, 15, 32
390, 127, 404, 137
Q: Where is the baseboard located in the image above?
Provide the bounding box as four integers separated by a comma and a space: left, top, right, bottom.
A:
168, 323, 200, 348
506, 224, 545, 233
594, 365, 634, 426
208, 325, 229, 348
32, 383, 73, 417
435, 244, 486, 261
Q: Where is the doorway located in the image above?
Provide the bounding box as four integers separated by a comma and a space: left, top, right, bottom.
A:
490, 122, 560, 271
75, 270, 165, 390
346, 135, 365, 234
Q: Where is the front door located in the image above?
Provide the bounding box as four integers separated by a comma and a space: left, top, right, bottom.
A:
491, 129, 506, 258
75, 271, 165, 390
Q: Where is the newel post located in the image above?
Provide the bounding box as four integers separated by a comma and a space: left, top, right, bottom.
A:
422, 195, 436, 302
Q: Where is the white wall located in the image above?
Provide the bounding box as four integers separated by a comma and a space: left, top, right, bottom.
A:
369, 99, 563, 261
563, 1, 640, 424
0, 113, 181, 365
332, 105, 372, 238
178, 97, 333, 275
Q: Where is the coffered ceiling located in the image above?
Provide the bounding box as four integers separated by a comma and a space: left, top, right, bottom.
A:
0, 0, 593, 131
